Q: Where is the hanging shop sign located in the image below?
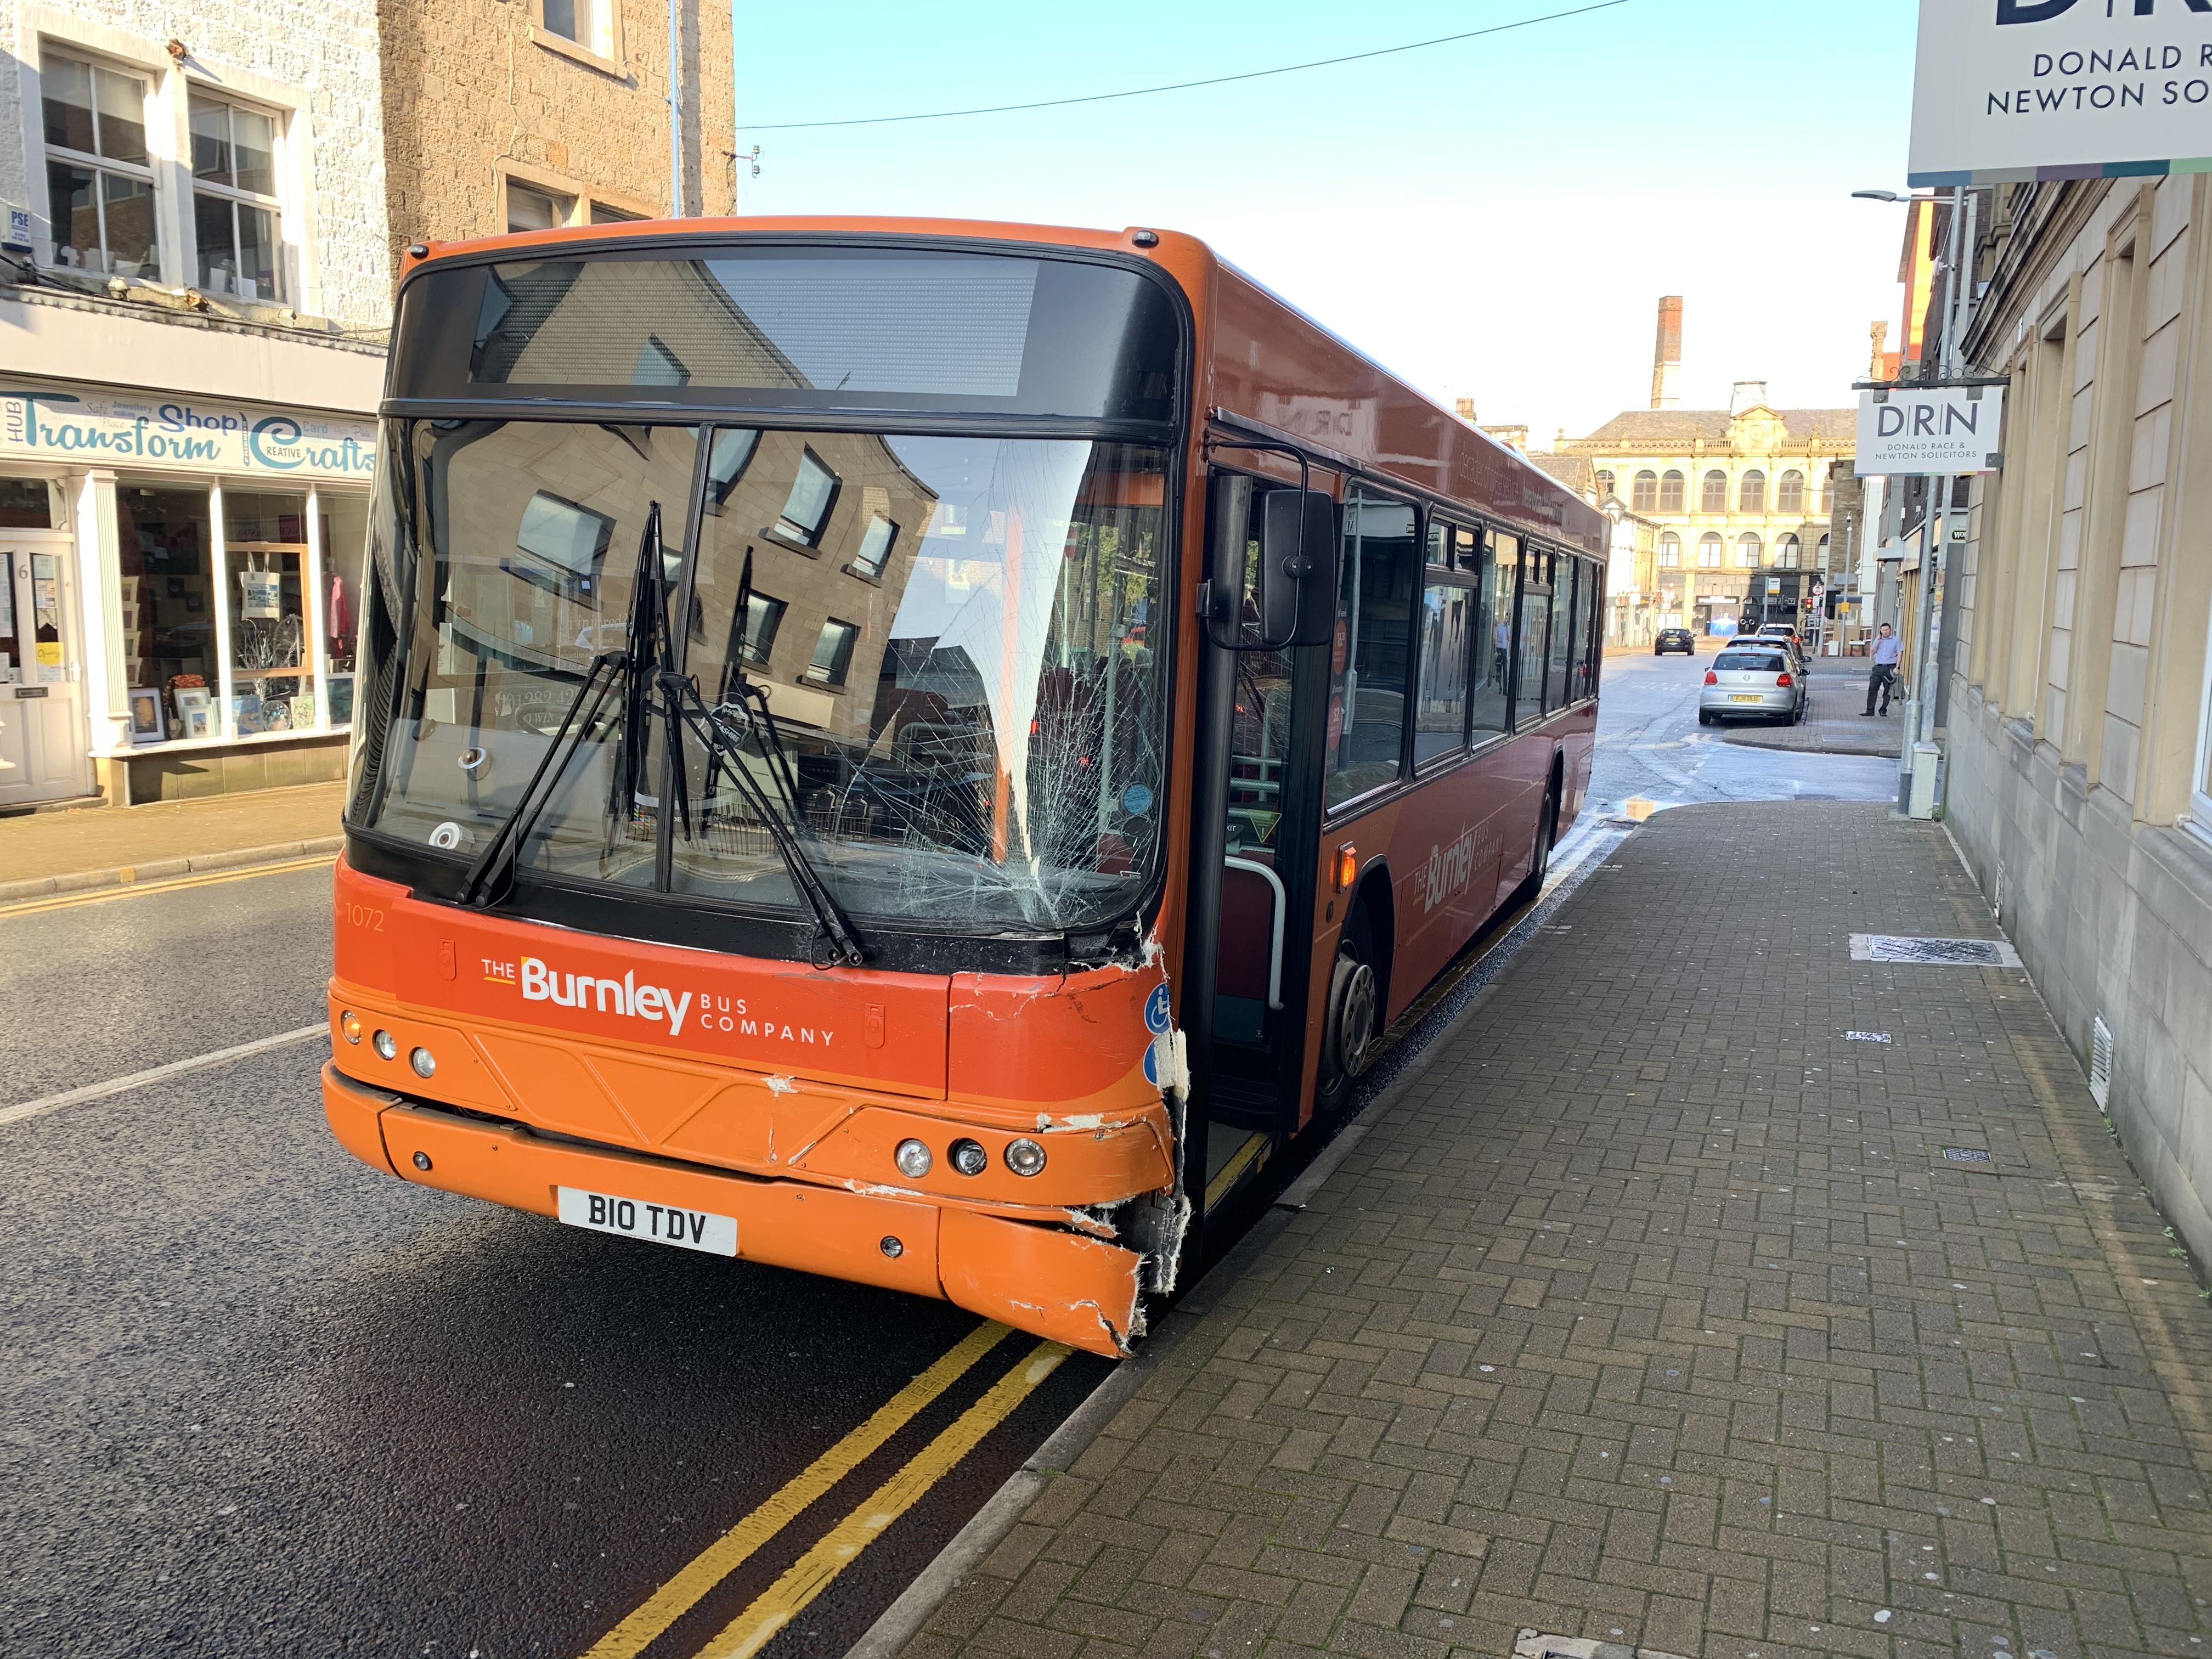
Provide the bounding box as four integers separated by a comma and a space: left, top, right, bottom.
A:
0, 382, 376, 479
1856, 386, 2006, 476
1910, 0, 2212, 187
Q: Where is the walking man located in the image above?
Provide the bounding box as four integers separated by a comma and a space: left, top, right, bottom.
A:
1864, 622, 1901, 715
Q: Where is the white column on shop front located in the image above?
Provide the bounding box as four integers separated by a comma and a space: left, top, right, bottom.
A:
210, 483, 235, 737
304, 485, 329, 731
73, 470, 128, 753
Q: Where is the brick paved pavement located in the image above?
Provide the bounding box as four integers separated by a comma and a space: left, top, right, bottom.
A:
903, 802, 2212, 1659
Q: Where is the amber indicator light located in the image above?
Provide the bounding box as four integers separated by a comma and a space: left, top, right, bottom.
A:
1334, 845, 1357, 891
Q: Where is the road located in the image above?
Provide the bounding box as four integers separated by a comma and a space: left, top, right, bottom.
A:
1585, 639, 1899, 812
0, 657, 1891, 1659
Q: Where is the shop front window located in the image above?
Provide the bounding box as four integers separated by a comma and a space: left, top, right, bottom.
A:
117, 488, 217, 737
223, 490, 311, 735
321, 492, 370, 726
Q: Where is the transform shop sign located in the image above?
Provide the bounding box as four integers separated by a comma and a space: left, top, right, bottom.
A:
1856, 386, 2006, 476
1910, 0, 2212, 187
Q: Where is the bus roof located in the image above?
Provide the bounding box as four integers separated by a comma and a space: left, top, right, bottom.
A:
399, 215, 1605, 557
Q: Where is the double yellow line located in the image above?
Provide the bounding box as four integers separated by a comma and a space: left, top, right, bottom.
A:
581, 1322, 1069, 1659
0, 854, 335, 918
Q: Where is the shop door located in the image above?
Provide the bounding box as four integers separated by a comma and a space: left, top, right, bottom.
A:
0, 537, 93, 806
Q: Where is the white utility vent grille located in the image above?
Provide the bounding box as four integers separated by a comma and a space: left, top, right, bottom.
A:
2090, 1014, 2114, 1109
1993, 861, 2005, 922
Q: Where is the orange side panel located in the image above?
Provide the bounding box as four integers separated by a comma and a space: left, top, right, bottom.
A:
360, 1082, 946, 1302
938, 1206, 1143, 1359
946, 964, 1168, 1121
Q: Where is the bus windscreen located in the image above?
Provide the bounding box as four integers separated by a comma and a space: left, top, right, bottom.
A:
353, 422, 1171, 935
390, 246, 1182, 422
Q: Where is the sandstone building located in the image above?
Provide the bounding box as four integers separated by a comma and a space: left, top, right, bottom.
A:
379, 0, 736, 252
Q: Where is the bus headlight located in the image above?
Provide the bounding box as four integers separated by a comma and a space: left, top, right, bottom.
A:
339, 1011, 362, 1045
372, 1029, 397, 1060
410, 1046, 437, 1079
894, 1139, 933, 1178
1005, 1138, 1047, 1177
949, 1138, 988, 1177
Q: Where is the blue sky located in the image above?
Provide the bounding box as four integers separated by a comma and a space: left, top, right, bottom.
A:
726, 0, 1921, 440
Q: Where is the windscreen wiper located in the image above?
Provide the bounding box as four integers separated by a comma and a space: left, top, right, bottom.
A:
455, 647, 628, 907
654, 668, 868, 969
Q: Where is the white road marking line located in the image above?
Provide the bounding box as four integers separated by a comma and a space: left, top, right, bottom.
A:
0, 1025, 327, 1127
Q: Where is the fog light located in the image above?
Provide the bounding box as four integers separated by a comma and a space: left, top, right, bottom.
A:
949, 1138, 988, 1177
372, 1029, 397, 1060
1005, 1138, 1047, 1177
879, 1235, 904, 1259
410, 1047, 437, 1079
411, 1150, 432, 1172
340, 1011, 362, 1045
894, 1138, 933, 1178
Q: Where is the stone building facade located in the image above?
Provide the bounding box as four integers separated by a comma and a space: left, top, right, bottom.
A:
378, 0, 736, 255
1553, 390, 1853, 634
0, 0, 389, 804
1939, 175, 2212, 1269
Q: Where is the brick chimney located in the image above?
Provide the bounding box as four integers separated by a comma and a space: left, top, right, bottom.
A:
1650, 295, 1683, 410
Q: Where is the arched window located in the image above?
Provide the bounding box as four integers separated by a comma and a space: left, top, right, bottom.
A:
1658, 532, 1681, 568
1819, 472, 1835, 515
1777, 470, 1805, 514
1633, 470, 1658, 512
1701, 470, 1729, 513
1775, 533, 1801, 566
1818, 533, 1832, 563
1595, 470, 1616, 499
1736, 534, 1762, 568
1659, 470, 1685, 512
1697, 533, 1723, 568
1739, 470, 1766, 513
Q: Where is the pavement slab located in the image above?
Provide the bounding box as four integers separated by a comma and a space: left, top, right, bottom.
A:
899, 801, 2212, 1659
0, 780, 345, 888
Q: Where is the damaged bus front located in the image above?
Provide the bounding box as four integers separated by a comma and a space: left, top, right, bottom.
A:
325, 234, 1194, 1355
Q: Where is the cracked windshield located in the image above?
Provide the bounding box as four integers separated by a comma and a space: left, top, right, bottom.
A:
357, 421, 1168, 932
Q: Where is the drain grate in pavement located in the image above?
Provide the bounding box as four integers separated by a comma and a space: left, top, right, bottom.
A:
1942, 1147, 1994, 1164
1514, 1636, 1691, 1659
1851, 933, 2023, 967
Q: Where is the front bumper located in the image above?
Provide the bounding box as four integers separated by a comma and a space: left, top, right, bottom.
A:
324, 1064, 1146, 1357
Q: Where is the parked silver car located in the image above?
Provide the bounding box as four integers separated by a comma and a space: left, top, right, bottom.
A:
1697, 644, 1806, 725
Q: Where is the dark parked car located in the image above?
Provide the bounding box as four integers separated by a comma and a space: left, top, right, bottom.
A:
1654, 628, 1696, 656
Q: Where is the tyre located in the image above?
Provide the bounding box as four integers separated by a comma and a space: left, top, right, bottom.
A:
1315, 908, 1379, 1119
1698, 709, 1716, 726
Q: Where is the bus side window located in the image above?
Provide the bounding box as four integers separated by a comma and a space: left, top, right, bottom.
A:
1545, 554, 1577, 712
1324, 486, 1415, 810
1413, 522, 1474, 767
1472, 531, 1514, 738
1581, 559, 1604, 698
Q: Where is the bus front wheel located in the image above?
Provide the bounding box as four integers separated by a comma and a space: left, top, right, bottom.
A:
1316, 911, 1379, 1118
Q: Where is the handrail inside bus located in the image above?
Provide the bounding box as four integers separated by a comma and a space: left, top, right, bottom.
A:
1222, 856, 1286, 1011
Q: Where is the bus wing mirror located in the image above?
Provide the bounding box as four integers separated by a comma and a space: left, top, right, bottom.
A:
1256, 489, 1337, 650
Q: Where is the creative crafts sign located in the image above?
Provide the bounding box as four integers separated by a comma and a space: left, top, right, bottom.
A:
0, 382, 377, 479
1910, 0, 2212, 187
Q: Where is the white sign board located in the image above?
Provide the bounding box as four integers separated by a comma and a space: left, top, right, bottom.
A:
1857, 387, 2006, 476
1910, 0, 2212, 187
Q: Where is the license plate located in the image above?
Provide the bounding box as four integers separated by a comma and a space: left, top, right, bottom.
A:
1730, 694, 1764, 703
557, 1186, 737, 1256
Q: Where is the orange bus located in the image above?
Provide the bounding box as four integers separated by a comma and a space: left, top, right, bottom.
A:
324, 217, 1604, 1357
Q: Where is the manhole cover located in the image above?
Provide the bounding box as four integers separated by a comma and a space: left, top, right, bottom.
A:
1852, 934, 2022, 967
1515, 1637, 1690, 1659
1942, 1147, 1994, 1164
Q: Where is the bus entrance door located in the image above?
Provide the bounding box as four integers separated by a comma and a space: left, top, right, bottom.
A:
1186, 475, 1331, 1228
